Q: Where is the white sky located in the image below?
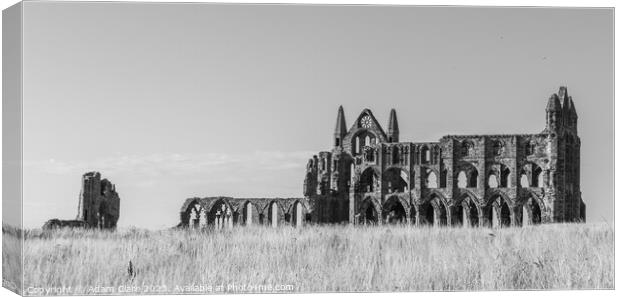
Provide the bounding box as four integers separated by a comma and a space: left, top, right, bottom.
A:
20, 2, 613, 229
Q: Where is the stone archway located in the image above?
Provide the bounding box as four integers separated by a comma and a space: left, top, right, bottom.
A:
242, 201, 260, 226
208, 199, 233, 229
452, 194, 481, 227
359, 167, 379, 194
360, 197, 380, 225
383, 168, 409, 194
382, 196, 408, 224
484, 194, 513, 228
184, 199, 205, 229
267, 201, 283, 228
521, 195, 544, 226
420, 194, 448, 226
419, 201, 434, 225
466, 200, 480, 227
291, 201, 306, 227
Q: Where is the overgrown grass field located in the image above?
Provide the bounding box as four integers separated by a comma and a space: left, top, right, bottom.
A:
4, 223, 614, 294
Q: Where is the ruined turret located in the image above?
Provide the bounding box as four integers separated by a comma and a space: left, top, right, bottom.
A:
387, 108, 399, 142
545, 93, 562, 133
77, 172, 120, 229
334, 105, 347, 148
44, 172, 120, 230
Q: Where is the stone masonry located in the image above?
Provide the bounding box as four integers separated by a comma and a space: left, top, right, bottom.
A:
76, 172, 121, 229
44, 171, 120, 229
180, 86, 584, 228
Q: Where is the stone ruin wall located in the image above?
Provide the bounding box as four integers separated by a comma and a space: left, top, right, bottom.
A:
43, 172, 120, 229
179, 197, 310, 228
306, 87, 583, 228
181, 87, 584, 229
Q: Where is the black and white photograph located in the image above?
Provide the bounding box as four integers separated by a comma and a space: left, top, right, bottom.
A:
1, 0, 615, 296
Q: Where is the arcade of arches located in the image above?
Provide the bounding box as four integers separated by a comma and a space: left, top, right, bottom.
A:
355, 193, 545, 228
180, 197, 310, 229
180, 87, 585, 229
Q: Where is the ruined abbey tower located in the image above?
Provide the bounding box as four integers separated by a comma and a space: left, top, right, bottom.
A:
43, 171, 120, 229
304, 86, 584, 227
76, 172, 121, 229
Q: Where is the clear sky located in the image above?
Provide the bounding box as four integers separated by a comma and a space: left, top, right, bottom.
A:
20, 2, 613, 229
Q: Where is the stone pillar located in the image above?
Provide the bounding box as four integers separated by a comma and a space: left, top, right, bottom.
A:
295, 204, 303, 227
216, 211, 222, 229
462, 207, 469, 227
226, 208, 233, 228
415, 208, 421, 226
199, 208, 206, 228
246, 206, 252, 226
492, 206, 500, 228
522, 205, 530, 226
271, 203, 278, 228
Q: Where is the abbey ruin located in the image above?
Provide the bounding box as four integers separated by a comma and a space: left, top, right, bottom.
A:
182, 86, 584, 228
44, 172, 120, 229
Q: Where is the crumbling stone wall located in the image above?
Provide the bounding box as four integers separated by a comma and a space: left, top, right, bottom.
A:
302, 86, 583, 227
179, 197, 310, 228
42, 219, 88, 229
43, 172, 120, 230
179, 86, 583, 228
76, 172, 120, 229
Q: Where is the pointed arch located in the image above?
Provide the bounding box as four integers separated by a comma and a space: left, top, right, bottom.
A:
484, 192, 513, 228
181, 198, 201, 227
452, 192, 482, 227
208, 198, 234, 229
382, 195, 410, 224
422, 167, 439, 189
520, 192, 545, 226
420, 193, 448, 226
360, 197, 381, 225
359, 167, 379, 193
487, 163, 511, 188
519, 162, 543, 188
383, 167, 409, 193
291, 200, 307, 227
488, 172, 499, 188
266, 200, 285, 228
242, 201, 260, 226
182, 199, 206, 228
457, 171, 468, 188
456, 161, 479, 188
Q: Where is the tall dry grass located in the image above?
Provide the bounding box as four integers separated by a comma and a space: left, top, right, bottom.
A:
14, 223, 615, 294
2, 224, 23, 294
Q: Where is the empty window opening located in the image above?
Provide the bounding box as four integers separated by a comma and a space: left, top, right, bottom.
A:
501, 168, 510, 187
488, 174, 499, 188
468, 170, 478, 187
421, 146, 430, 164
457, 171, 467, 188
426, 171, 438, 188
520, 174, 530, 188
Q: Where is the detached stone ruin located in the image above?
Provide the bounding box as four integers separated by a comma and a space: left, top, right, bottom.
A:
43, 172, 120, 229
